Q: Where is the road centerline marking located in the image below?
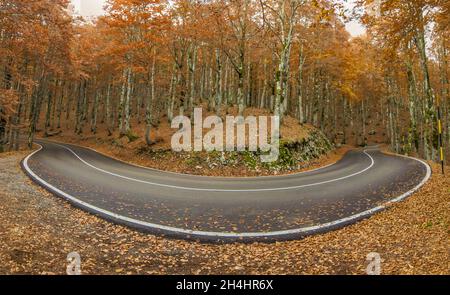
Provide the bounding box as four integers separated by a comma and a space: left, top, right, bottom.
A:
51, 142, 375, 192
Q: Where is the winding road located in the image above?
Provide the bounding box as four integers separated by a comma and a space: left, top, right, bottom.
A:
22, 139, 431, 243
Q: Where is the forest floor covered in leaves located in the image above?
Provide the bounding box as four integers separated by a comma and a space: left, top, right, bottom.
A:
0, 151, 448, 275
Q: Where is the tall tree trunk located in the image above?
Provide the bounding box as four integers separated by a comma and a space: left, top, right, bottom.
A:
91, 89, 100, 134
260, 61, 268, 109
136, 88, 142, 124
75, 80, 86, 135
118, 68, 128, 135
297, 44, 306, 123
437, 35, 449, 146
208, 66, 215, 111
246, 62, 251, 107
167, 64, 177, 123
124, 68, 133, 135
237, 69, 245, 117
56, 81, 65, 129
406, 60, 419, 153
44, 83, 54, 137
388, 97, 396, 151
215, 49, 223, 116
361, 97, 366, 147
81, 81, 88, 122
106, 81, 112, 136
414, 23, 435, 159
14, 84, 25, 150
188, 45, 197, 114
342, 96, 347, 144
145, 56, 156, 146
199, 64, 205, 103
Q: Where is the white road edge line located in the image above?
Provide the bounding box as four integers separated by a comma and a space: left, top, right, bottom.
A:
22, 144, 431, 238
50, 142, 375, 192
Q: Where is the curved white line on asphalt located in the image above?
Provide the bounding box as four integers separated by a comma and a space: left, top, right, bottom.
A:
22, 145, 432, 238
48, 143, 375, 192
38, 139, 339, 179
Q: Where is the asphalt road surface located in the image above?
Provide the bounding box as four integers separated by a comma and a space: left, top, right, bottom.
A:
22, 139, 431, 242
